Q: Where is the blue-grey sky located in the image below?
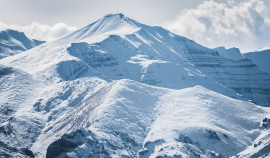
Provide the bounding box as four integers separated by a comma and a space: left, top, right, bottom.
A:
0, 0, 270, 52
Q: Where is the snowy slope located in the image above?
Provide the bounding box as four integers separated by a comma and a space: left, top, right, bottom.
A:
0, 29, 44, 59
0, 63, 108, 157
0, 13, 269, 157
0, 65, 44, 157
243, 49, 270, 74
214, 46, 243, 60
30, 79, 269, 157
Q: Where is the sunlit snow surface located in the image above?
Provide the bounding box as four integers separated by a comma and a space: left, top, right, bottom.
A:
0, 14, 270, 157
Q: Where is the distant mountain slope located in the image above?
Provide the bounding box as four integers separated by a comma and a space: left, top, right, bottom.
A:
243, 49, 270, 74
0, 29, 44, 59
214, 46, 243, 60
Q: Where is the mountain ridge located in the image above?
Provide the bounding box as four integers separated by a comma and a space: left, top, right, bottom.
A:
0, 29, 44, 59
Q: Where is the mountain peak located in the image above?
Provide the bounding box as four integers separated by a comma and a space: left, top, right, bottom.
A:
59, 13, 139, 44
97, 13, 136, 27
104, 13, 125, 19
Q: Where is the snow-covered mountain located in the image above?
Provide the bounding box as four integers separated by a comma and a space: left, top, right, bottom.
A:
243, 49, 270, 74
0, 29, 44, 59
0, 13, 270, 157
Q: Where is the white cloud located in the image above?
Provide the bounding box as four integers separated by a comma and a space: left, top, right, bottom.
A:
164, 0, 270, 52
0, 22, 78, 41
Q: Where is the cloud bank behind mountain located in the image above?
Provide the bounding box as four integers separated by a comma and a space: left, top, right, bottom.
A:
164, 0, 270, 52
0, 21, 78, 41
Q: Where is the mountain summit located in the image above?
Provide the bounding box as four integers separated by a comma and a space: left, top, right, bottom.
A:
58, 13, 140, 44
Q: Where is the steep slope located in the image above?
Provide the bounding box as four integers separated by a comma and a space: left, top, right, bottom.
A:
243, 49, 270, 74
0, 64, 108, 157
30, 79, 269, 157
214, 46, 243, 60
0, 29, 44, 59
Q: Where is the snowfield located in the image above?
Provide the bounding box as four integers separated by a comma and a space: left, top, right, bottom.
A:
0, 13, 269, 157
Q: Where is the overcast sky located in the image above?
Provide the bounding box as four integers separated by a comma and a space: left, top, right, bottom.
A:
0, 0, 270, 52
